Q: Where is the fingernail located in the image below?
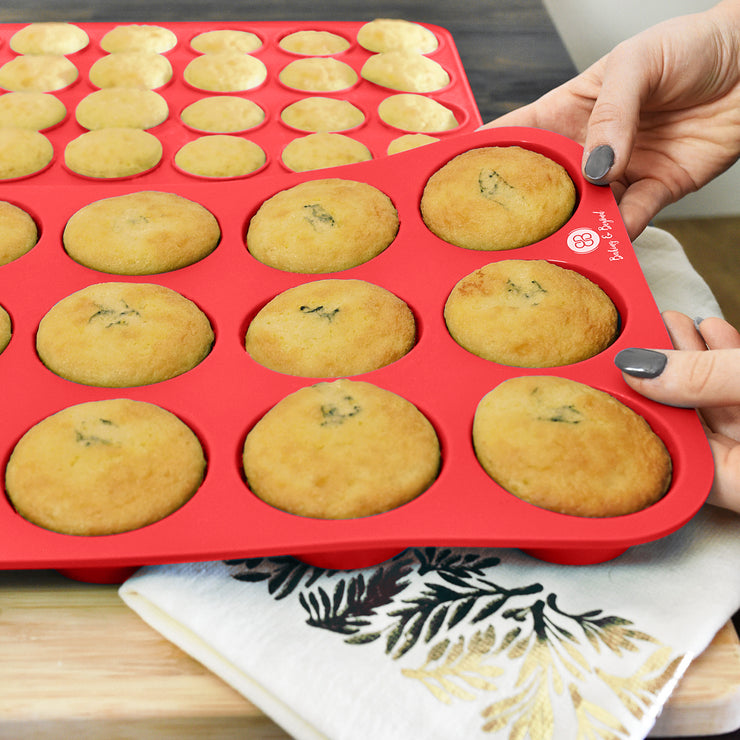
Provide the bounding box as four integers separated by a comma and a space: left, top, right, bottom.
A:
584, 144, 615, 184
614, 348, 667, 379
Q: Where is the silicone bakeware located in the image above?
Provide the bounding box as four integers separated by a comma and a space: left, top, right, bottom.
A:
0, 21, 483, 179
0, 23, 713, 582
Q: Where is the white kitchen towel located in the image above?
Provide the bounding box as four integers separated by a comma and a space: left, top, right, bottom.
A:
120, 227, 739, 740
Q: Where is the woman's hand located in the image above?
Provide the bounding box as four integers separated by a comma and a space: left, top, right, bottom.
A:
615, 311, 740, 512
483, 0, 740, 240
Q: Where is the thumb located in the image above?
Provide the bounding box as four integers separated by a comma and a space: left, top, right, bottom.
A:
614, 347, 740, 407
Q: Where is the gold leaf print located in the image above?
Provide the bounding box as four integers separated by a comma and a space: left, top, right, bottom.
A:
569, 684, 627, 740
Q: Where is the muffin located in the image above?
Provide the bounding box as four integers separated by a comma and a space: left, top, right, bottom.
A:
280, 97, 365, 132
174, 135, 266, 178
279, 57, 358, 92
378, 93, 458, 132
245, 278, 416, 377
36, 282, 214, 387
63, 190, 220, 275
243, 379, 440, 519
420, 146, 576, 250
0, 129, 53, 179
0, 55, 78, 92
0, 304, 11, 355
75, 88, 169, 130
181, 96, 265, 133
387, 133, 439, 154
64, 128, 162, 178
5, 398, 206, 535
0, 200, 38, 265
10, 22, 89, 55
190, 29, 262, 54
357, 19, 438, 53
361, 51, 449, 92
100, 24, 178, 54
281, 132, 371, 172
0, 91, 67, 130
88, 51, 173, 90
444, 260, 618, 367
473, 376, 672, 517
278, 30, 350, 55
183, 53, 267, 92
246, 178, 398, 273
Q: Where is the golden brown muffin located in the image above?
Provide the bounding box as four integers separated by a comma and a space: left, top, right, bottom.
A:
278, 30, 351, 55
356, 19, 438, 53
387, 133, 439, 154
36, 282, 214, 387
280, 97, 365, 133
0, 201, 38, 266
279, 57, 358, 92
421, 146, 577, 251
246, 178, 398, 273
64, 128, 162, 178
5, 398, 206, 535
281, 132, 372, 172
100, 24, 177, 54
378, 93, 458, 132
75, 88, 168, 130
190, 29, 263, 54
473, 376, 672, 517
0, 304, 11, 355
183, 53, 267, 92
0, 55, 78, 92
245, 279, 416, 377
0, 91, 66, 130
0, 129, 53, 179
361, 51, 449, 92
243, 379, 440, 519
10, 22, 89, 55
174, 135, 266, 178
181, 96, 265, 133
63, 190, 220, 275
444, 260, 618, 367
88, 51, 173, 90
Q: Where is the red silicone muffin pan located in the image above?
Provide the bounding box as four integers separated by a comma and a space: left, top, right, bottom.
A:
0, 124, 714, 581
0, 21, 482, 180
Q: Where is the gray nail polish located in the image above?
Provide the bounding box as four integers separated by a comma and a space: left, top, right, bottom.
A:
584, 145, 615, 184
615, 348, 667, 379
693, 316, 704, 331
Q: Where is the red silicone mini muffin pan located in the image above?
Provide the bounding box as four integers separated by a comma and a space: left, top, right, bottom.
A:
0, 23, 713, 582
0, 21, 482, 180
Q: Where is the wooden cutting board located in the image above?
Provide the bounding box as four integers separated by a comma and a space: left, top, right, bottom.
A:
0, 569, 738, 739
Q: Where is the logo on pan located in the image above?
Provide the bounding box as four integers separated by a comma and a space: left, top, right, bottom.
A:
567, 227, 600, 254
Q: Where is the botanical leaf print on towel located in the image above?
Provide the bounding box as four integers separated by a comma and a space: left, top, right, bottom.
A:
226, 549, 682, 739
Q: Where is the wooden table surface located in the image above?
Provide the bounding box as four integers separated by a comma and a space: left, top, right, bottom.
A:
1, 2, 738, 738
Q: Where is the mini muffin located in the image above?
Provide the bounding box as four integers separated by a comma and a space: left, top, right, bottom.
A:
183, 53, 267, 92
243, 379, 440, 519
421, 146, 576, 251
0, 200, 38, 265
63, 190, 220, 275
5, 398, 206, 535
444, 260, 618, 367
245, 279, 416, 377
181, 96, 265, 133
0, 55, 78, 92
281, 132, 371, 172
190, 29, 262, 54
378, 93, 458, 132
357, 19, 438, 53
175, 135, 266, 178
278, 30, 350, 55
361, 51, 449, 92
0, 129, 53, 179
100, 24, 177, 54
473, 376, 672, 517
10, 22, 89, 55
64, 128, 162, 178
246, 178, 398, 273
281, 97, 364, 132
37, 282, 214, 387
0, 91, 66, 130
0, 304, 11, 355
387, 133, 439, 154
88, 51, 173, 90
75, 88, 168, 130
279, 57, 358, 92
